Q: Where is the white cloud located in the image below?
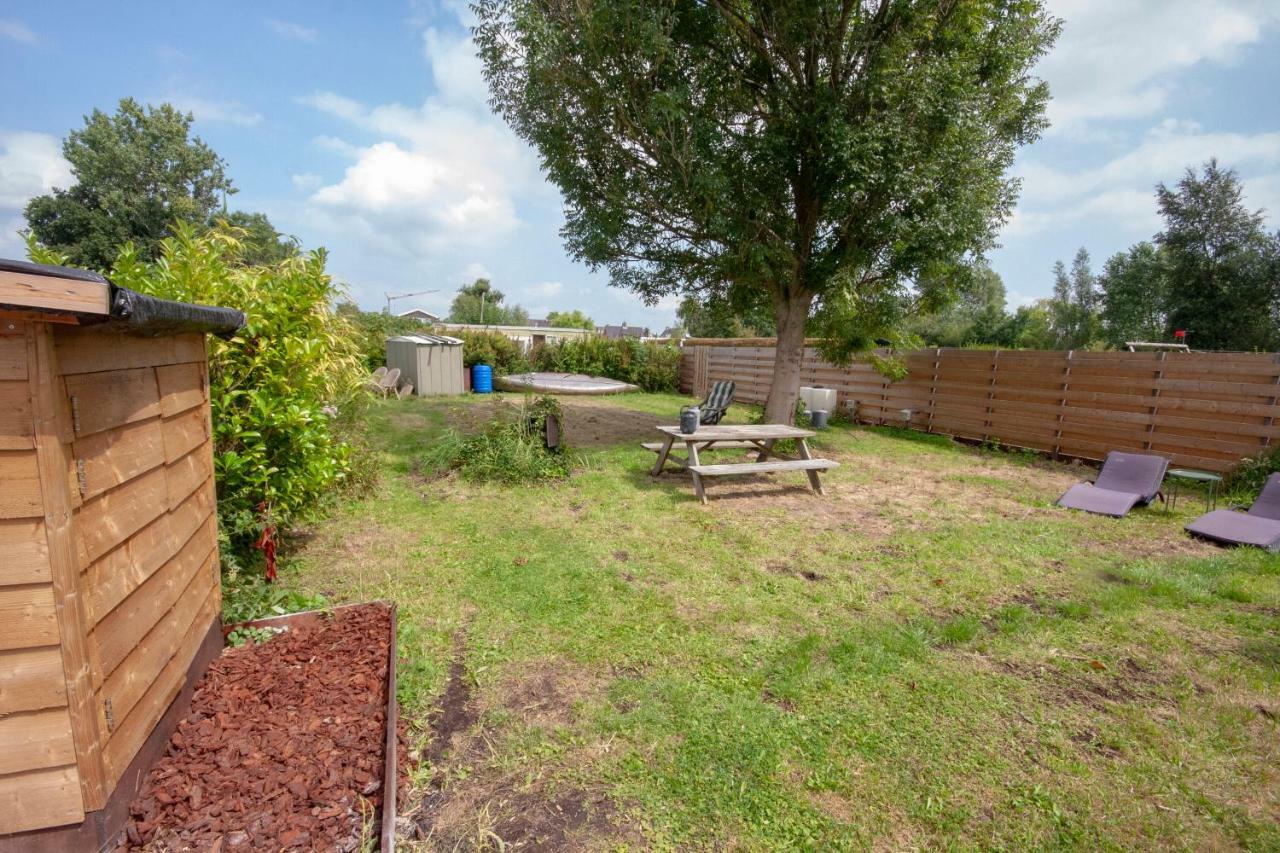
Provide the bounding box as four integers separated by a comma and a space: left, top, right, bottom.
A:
461, 261, 492, 281
266, 19, 318, 43
298, 18, 543, 256
166, 95, 263, 127
291, 173, 323, 191
1040, 0, 1279, 135
525, 281, 563, 299
1006, 121, 1280, 237
0, 19, 37, 44
0, 131, 71, 210
0, 131, 72, 257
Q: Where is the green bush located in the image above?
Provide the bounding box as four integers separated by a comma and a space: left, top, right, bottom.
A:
1225, 447, 1280, 503
336, 303, 429, 372
34, 223, 369, 553
534, 337, 680, 392
422, 396, 572, 484
455, 329, 530, 375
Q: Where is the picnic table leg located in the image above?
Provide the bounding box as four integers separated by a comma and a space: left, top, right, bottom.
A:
650, 435, 675, 476
687, 441, 708, 504
756, 438, 776, 462
797, 438, 824, 495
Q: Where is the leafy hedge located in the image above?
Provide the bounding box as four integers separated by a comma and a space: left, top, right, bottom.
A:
34, 223, 368, 552
534, 337, 680, 392
454, 329, 530, 375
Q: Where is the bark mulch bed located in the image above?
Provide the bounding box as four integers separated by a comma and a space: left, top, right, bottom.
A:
121, 603, 407, 851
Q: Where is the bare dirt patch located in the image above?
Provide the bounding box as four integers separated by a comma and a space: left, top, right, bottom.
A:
409, 652, 625, 850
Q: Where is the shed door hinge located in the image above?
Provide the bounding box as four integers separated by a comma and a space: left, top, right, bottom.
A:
103, 697, 115, 733
69, 395, 81, 434
75, 458, 87, 497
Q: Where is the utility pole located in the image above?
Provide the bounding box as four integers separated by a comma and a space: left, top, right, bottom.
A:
385, 289, 439, 314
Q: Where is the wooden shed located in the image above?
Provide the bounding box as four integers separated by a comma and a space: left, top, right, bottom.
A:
0, 259, 244, 848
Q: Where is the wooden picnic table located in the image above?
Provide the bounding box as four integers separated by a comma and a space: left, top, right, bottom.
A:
645, 424, 838, 504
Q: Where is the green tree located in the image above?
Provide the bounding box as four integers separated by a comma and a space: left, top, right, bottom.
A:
475, 0, 1059, 422
1002, 301, 1056, 349
677, 292, 777, 338
1157, 160, 1278, 351
1047, 248, 1100, 349
546, 309, 595, 329
909, 263, 1009, 347
1098, 242, 1167, 348
216, 211, 297, 266
24, 98, 234, 269
448, 279, 530, 325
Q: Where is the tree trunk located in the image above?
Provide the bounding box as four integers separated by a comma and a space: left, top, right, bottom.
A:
763, 290, 813, 424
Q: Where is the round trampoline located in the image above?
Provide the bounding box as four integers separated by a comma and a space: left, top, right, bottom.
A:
494, 372, 640, 395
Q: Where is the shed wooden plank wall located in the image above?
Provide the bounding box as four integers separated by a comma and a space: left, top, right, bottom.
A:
680, 344, 1280, 472
0, 324, 85, 835
54, 327, 221, 794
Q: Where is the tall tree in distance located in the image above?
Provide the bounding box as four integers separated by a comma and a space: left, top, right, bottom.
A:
545, 309, 595, 329
1098, 242, 1167, 348
217, 211, 298, 267
476, 1, 1059, 422
448, 279, 530, 325
1047, 248, 1100, 349
1157, 159, 1278, 351
24, 98, 234, 269
677, 291, 777, 339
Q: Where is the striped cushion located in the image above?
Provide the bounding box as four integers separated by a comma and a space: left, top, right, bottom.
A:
700, 381, 735, 424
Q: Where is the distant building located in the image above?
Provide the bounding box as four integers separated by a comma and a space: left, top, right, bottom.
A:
436, 322, 594, 352
527, 318, 551, 328
398, 308, 440, 323
599, 322, 649, 340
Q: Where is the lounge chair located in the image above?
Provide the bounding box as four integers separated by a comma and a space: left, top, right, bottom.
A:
1057, 451, 1169, 518
700, 380, 735, 425
1185, 472, 1280, 551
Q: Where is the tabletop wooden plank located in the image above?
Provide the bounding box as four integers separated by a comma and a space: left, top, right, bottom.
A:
656, 424, 815, 440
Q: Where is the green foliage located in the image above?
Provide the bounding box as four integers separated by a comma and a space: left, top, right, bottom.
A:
534, 336, 680, 392
214, 211, 298, 266
1098, 242, 1168, 349
448, 278, 529, 325
24, 98, 234, 270
422, 396, 574, 484
455, 329, 531, 374
1048, 248, 1101, 349
1157, 159, 1279, 351
677, 292, 775, 338
908, 263, 1011, 348
1224, 446, 1280, 504
221, 571, 328, 624
32, 223, 369, 552
475, 0, 1059, 420
546, 309, 595, 329
335, 302, 431, 372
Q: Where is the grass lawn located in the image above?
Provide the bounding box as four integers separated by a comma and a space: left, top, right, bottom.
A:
279, 392, 1279, 850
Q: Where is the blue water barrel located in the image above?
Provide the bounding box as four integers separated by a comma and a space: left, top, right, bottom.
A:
471, 364, 493, 393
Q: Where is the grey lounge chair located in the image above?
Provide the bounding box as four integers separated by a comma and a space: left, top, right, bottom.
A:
1185, 472, 1280, 551
700, 380, 735, 425
1057, 451, 1169, 518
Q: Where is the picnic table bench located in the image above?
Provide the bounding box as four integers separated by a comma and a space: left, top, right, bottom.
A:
644, 424, 838, 504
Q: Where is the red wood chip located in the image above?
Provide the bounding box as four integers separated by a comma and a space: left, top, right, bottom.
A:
120, 604, 409, 850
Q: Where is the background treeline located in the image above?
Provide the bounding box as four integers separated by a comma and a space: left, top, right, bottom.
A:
680, 160, 1280, 353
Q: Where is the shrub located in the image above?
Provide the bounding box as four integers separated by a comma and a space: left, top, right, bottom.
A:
336, 303, 430, 372
33, 223, 369, 555
534, 337, 680, 392
455, 329, 530, 375
1225, 446, 1280, 503
423, 396, 572, 484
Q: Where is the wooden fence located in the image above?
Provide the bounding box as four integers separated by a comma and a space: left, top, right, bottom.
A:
680, 343, 1280, 473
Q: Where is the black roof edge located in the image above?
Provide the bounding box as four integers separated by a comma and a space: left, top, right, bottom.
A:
106, 285, 245, 339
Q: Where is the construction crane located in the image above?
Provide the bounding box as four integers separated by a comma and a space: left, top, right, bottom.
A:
384, 289, 439, 315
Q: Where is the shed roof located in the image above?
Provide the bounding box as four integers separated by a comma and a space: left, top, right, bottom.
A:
0, 257, 245, 337
387, 333, 464, 346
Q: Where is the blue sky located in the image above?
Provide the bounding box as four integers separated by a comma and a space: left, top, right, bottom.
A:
2, 1, 1278, 329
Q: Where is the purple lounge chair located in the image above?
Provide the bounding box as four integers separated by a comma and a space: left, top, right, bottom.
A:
1185, 472, 1280, 551
1057, 451, 1169, 518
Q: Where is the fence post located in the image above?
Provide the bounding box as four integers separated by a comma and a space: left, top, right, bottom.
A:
1264, 353, 1280, 450
1053, 350, 1073, 459
925, 347, 941, 434
694, 346, 709, 399
983, 349, 1000, 442
1142, 351, 1167, 452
